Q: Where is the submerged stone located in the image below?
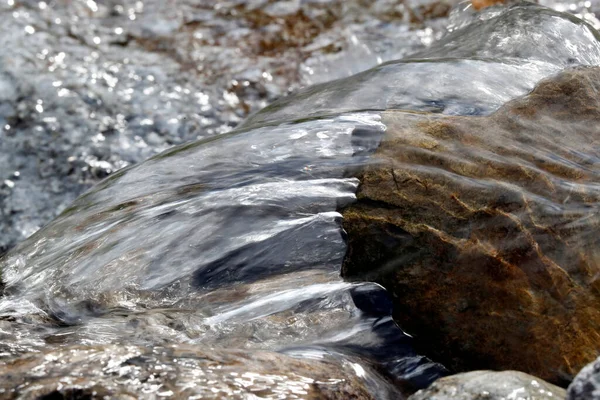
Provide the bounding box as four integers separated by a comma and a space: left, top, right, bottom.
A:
408, 370, 566, 400
341, 67, 600, 385
0, 344, 381, 399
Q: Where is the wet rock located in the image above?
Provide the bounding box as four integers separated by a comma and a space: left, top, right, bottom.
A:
568, 356, 600, 400
409, 370, 566, 400
0, 344, 379, 399
341, 67, 600, 385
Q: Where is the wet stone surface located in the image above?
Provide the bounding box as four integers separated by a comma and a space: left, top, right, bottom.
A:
568, 356, 600, 400
0, 344, 384, 399
408, 370, 566, 400
341, 67, 600, 385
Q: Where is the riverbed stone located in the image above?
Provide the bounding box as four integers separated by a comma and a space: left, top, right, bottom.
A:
568, 356, 600, 400
408, 370, 566, 400
0, 344, 379, 399
341, 67, 600, 385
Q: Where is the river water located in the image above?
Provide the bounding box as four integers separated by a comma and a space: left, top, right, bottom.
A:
1, 1, 600, 398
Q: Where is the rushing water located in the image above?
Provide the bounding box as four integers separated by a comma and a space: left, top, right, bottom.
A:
0, 0, 450, 253
1, 2, 600, 399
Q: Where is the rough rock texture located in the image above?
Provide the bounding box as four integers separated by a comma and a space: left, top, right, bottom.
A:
408, 370, 566, 399
568, 356, 600, 400
341, 67, 600, 385
0, 344, 379, 399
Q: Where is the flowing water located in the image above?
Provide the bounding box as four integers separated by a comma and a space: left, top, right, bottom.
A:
1, 1, 600, 399
0, 0, 452, 253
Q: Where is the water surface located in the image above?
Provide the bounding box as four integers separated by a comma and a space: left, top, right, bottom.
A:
1, 2, 600, 398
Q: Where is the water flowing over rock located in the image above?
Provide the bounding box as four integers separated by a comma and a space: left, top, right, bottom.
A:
0, 0, 452, 254
244, 2, 600, 127
0, 113, 446, 398
1, 1, 600, 398
342, 67, 600, 384
408, 370, 566, 400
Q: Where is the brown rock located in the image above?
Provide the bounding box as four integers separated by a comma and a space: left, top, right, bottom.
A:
341, 67, 600, 385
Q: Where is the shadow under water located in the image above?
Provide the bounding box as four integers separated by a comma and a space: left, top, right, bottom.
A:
0, 2, 599, 398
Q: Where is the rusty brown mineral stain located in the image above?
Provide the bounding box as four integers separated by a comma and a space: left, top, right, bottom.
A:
471, 0, 507, 10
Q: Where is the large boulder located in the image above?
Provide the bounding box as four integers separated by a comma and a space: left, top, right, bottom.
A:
341, 67, 600, 385
409, 370, 566, 400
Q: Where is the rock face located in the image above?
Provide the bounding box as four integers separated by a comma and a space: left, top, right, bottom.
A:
568, 357, 600, 400
341, 67, 600, 385
408, 370, 566, 400
0, 344, 378, 399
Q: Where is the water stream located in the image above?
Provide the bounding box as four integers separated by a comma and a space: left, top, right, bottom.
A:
1, 1, 600, 398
